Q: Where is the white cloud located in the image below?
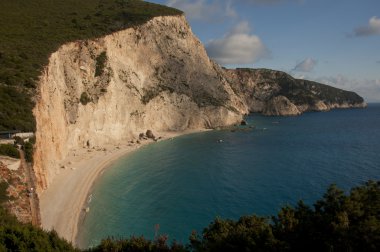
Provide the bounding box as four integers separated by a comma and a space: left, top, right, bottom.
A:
205, 21, 270, 65
293, 73, 305, 79
315, 75, 380, 102
292, 58, 317, 72
353, 16, 380, 37
225, 1, 237, 18
166, 0, 237, 20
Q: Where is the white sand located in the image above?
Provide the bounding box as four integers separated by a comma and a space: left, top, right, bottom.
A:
39, 130, 204, 245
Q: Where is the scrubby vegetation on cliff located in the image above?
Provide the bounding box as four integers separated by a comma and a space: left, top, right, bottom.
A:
0, 182, 9, 205
0, 181, 378, 251
0, 0, 182, 131
0, 144, 20, 159
0, 207, 79, 251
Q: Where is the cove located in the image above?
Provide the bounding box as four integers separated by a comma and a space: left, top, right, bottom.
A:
78, 104, 380, 248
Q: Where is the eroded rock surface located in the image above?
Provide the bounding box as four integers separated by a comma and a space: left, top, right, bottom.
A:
33, 16, 366, 194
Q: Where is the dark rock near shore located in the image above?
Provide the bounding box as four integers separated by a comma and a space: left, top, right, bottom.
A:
146, 130, 155, 139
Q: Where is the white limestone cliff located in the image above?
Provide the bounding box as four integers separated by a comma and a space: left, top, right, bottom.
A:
33, 15, 247, 192
32, 15, 366, 194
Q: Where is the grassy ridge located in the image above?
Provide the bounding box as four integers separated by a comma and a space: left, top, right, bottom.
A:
0, 0, 182, 131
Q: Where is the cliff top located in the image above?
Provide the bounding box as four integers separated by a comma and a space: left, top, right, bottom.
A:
0, 0, 182, 131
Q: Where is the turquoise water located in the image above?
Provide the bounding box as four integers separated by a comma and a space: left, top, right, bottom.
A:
78, 104, 380, 248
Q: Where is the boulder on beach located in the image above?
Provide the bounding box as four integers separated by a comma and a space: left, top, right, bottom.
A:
146, 130, 155, 139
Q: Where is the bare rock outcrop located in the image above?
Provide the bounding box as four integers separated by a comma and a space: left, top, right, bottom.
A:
33, 15, 246, 192
263, 96, 301, 116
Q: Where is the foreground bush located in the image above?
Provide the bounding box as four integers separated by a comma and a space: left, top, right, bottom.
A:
0, 181, 378, 251
89, 236, 186, 252
190, 180, 380, 252
0, 207, 78, 252
0, 144, 20, 159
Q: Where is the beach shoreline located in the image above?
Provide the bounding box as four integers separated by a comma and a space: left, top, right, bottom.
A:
39, 129, 207, 248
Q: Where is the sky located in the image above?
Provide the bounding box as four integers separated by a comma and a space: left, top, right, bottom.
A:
149, 0, 380, 102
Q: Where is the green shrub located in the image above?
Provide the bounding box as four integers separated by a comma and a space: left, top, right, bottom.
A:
0, 144, 20, 159
191, 180, 380, 252
141, 88, 160, 104
23, 141, 33, 163
95, 52, 107, 77
80, 92, 91, 105
0, 182, 9, 204
28, 135, 36, 144
88, 236, 187, 252
0, 86, 36, 132
0, 206, 79, 251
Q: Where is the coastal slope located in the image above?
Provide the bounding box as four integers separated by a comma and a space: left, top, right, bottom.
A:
225, 68, 366, 116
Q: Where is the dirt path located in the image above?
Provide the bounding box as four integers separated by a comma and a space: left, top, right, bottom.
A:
20, 150, 41, 226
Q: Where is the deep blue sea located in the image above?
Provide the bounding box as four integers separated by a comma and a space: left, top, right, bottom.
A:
78, 104, 380, 248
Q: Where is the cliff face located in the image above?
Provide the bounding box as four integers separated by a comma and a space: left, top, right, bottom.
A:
225, 68, 366, 116
33, 15, 366, 193
33, 15, 247, 191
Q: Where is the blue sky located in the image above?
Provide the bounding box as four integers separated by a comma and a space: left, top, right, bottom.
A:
149, 0, 380, 102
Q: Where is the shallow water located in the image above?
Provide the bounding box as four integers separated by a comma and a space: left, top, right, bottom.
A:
78, 104, 380, 247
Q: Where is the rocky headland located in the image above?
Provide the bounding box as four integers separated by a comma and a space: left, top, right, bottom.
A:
225, 68, 366, 116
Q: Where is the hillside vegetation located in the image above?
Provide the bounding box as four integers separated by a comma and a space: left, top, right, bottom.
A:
0, 181, 379, 251
0, 144, 20, 159
0, 206, 79, 252
235, 68, 364, 107
0, 0, 182, 131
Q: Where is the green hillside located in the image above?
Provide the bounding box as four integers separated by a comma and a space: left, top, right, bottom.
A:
0, 0, 182, 131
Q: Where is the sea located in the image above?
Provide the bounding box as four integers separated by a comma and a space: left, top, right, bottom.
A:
77, 104, 380, 248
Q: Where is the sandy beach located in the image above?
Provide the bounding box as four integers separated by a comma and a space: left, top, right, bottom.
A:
39, 130, 204, 246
